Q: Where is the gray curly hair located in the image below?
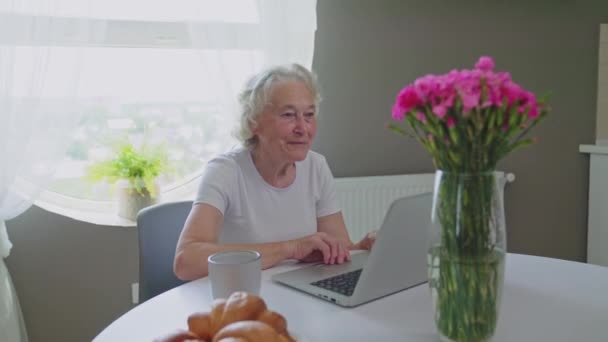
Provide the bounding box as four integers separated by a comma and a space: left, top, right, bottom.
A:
235, 64, 321, 147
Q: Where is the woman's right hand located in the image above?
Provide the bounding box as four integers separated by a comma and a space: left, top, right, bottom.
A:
351, 230, 377, 251
287, 232, 351, 265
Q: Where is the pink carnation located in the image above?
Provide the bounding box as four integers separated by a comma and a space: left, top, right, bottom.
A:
391, 103, 405, 121
446, 117, 456, 128
432, 104, 447, 118
414, 76, 434, 101
394, 86, 422, 117
519, 91, 540, 118
391, 56, 546, 129
528, 105, 540, 119
502, 81, 524, 106
475, 56, 495, 72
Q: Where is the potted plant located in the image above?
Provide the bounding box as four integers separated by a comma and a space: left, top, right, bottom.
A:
86, 141, 170, 221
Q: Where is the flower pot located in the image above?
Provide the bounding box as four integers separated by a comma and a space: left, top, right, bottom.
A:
428, 171, 506, 342
116, 179, 159, 221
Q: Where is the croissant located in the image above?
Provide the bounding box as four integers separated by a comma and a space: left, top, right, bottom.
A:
214, 321, 293, 342
187, 292, 295, 342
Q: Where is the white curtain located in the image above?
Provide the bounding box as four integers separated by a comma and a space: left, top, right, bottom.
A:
0, 1, 92, 341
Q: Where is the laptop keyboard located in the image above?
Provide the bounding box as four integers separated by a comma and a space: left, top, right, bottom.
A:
310, 269, 363, 297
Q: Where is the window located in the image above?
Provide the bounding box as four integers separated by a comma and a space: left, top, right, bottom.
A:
43, 46, 253, 201
2, 0, 317, 212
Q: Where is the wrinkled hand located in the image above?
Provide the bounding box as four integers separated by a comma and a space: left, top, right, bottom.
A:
351, 230, 377, 251
289, 232, 351, 265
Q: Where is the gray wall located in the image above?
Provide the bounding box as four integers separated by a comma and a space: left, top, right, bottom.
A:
6, 206, 138, 342
6, 1, 608, 341
313, 0, 606, 261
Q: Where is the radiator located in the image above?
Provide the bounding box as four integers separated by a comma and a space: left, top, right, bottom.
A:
335, 172, 515, 241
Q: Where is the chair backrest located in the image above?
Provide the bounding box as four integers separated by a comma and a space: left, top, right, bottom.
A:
137, 200, 192, 302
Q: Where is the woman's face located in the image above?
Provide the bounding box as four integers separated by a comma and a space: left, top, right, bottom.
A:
252, 80, 317, 163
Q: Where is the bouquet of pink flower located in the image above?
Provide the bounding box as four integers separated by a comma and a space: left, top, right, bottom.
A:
390, 56, 549, 172
390, 57, 550, 342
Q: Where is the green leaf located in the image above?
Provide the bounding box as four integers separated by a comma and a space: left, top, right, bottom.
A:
448, 126, 460, 145
387, 123, 414, 137
84, 141, 171, 198
507, 138, 535, 154
537, 91, 552, 105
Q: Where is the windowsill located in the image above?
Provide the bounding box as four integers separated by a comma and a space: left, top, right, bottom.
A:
35, 199, 137, 227
34, 177, 199, 227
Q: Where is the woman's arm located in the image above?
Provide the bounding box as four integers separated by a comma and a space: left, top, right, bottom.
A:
174, 203, 346, 281
174, 203, 291, 280
317, 212, 352, 245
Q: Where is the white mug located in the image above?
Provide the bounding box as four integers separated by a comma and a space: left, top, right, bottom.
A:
208, 250, 261, 299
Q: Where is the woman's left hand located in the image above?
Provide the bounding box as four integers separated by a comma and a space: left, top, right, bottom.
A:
350, 230, 377, 251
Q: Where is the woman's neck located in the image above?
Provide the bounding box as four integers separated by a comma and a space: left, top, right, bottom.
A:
250, 146, 296, 188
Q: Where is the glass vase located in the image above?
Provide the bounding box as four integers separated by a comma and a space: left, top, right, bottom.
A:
428, 171, 506, 342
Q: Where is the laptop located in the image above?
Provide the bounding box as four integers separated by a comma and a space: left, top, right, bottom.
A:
272, 193, 432, 307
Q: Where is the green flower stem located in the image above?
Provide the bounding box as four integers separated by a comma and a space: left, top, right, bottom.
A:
429, 172, 505, 342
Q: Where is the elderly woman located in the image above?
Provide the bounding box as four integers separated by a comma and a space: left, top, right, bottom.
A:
174, 64, 373, 281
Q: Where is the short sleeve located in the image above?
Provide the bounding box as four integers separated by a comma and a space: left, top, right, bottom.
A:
194, 157, 237, 215
315, 155, 341, 218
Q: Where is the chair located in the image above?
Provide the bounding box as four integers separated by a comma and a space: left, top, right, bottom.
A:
137, 200, 193, 302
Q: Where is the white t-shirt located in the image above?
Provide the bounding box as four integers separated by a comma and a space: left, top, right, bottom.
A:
194, 147, 341, 244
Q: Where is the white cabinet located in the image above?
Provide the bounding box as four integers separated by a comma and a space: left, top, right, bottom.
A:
580, 144, 608, 266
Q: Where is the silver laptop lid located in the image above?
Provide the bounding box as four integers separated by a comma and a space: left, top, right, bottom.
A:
351, 192, 432, 302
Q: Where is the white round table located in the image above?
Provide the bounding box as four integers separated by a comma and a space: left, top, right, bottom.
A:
94, 254, 608, 341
